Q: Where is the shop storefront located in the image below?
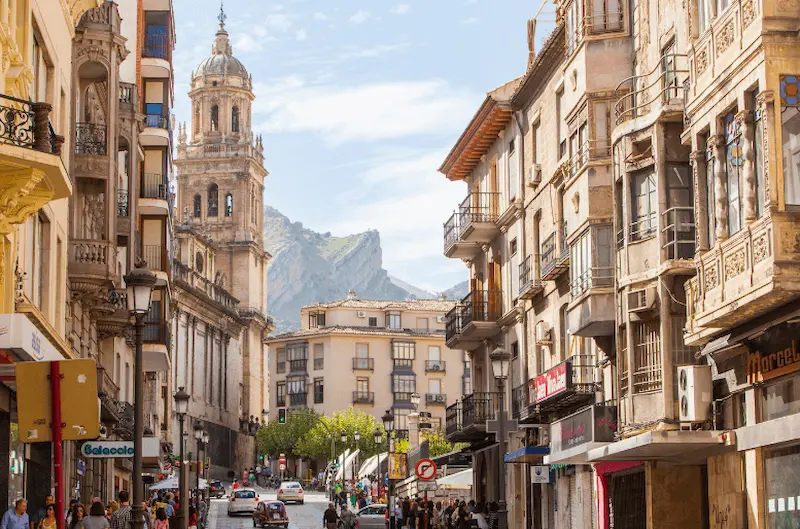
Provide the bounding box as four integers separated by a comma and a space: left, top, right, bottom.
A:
0, 314, 69, 509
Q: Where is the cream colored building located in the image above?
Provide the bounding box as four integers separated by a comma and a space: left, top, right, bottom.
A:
265, 295, 468, 441
0, 0, 102, 510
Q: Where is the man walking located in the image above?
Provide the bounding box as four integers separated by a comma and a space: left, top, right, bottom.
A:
110, 491, 131, 529
2, 500, 29, 529
322, 503, 339, 529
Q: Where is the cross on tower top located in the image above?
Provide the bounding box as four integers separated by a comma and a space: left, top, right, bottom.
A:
218, 1, 227, 29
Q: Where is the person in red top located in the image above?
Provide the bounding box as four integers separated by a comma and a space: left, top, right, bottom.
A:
231, 480, 240, 490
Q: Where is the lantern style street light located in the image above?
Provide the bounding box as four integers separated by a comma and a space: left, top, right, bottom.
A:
174, 387, 190, 529
490, 346, 510, 529
124, 262, 156, 529
194, 421, 204, 504
382, 410, 396, 529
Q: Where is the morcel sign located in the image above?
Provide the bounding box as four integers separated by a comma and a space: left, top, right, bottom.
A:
529, 361, 572, 405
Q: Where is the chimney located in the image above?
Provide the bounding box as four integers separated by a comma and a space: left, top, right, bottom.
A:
347, 289, 357, 300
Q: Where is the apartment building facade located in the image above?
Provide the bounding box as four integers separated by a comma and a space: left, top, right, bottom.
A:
63, 0, 176, 504
0, 0, 103, 510
173, 8, 273, 476
441, 0, 800, 526
265, 296, 468, 464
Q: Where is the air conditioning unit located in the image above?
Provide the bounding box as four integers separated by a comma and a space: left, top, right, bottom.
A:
435, 315, 446, 323
678, 365, 712, 422
535, 321, 552, 344
527, 164, 542, 187
628, 286, 657, 313
357, 311, 366, 318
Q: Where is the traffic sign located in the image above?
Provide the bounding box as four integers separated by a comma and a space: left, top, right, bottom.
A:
415, 458, 437, 481
417, 482, 438, 492
279, 454, 287, 465
279, 463, 286, 471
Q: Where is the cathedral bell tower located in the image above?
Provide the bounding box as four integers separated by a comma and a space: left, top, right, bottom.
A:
175, 4, 271, 420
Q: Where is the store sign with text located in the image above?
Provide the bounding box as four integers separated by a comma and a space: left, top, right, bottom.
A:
530, 361, 572, 405
556, 405, 617, 452
747, 339, 800, 383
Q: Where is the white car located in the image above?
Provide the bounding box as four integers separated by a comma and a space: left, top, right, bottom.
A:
276, 481, 304, 504
228, 488, 260, 516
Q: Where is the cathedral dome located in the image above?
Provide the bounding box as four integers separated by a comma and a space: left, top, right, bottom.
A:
192, 7, 249, 80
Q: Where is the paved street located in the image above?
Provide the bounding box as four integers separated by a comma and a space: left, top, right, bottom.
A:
208, 488, 331, 529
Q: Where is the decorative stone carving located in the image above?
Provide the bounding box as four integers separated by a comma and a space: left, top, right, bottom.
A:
736, 110, 757, 221
724, 248, 747, 279
780, 229, 800, 254
716, 21, 735, 55
752, 233, 770, 264
696, 48, 708, 75
756, 91, 774, 207
741, 0, 756, 28
708, 135, 729, 240
690, 150, 706, 251
704, 262, 720, 290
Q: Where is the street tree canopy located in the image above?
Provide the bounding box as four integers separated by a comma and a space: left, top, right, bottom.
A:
256, 407, 319, 457
420, 428, 468, 458
294, 407, 386, 460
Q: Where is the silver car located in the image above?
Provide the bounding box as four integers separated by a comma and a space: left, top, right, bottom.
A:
276, 481, 304, 504
356, 504, 387, 529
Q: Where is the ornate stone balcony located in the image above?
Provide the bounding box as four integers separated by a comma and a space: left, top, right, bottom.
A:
685, 213, 800, 345
68, 239, 118, 294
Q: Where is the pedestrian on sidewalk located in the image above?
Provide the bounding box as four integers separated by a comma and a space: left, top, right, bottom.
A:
35, 505, 56, 529
322, 503, 339, 529
110, 491, 131, 529
2, 499, 29, 529
340, 506, 356, 529
83, 502, 109, 529
68, 504, 86, 529
154, 508, 168, 529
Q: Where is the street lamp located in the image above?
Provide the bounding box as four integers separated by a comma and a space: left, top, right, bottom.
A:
202, 430, 210, 500
174, 387, 190, 529
340, 431, 347, 444
490, 346, 510, 529
353, 431, 361, 480
410, 392, 420, 410
194, 421, 203, 506
382, 410, 396, 529
373, 428, 382, 445
124, 262, 156, 529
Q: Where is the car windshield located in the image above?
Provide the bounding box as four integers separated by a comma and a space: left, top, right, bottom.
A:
211, 482, 222, 488
234, 490, 256, 499
282, 482, 301, 489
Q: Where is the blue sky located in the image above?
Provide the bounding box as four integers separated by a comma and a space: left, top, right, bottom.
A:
172, 0, 556, 293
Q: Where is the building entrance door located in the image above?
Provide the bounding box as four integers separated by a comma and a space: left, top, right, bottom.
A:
609, 469, 646, 529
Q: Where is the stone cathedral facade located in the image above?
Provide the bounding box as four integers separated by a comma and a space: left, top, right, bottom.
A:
170, 9, 273, 477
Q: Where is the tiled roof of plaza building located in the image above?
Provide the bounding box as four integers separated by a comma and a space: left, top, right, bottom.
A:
264, 325, 447, 342
301, 298, 456, 313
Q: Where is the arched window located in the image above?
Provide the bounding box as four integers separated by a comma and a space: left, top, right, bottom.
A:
210, 104, 219, 132
231, 106, 240, 133
193, 194, 201, 217
225, 193, 233, 216
195, 252, 204, 273
208, 183, 219, 216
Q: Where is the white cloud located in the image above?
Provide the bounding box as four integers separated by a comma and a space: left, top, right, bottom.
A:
234, 34, 264, 53
391, 3, 411, 14
460, 17, 479, 24
338, 43, 410, 59
253, 77, 480, 144
265, 13, 293, 32
349, 10, 372, 24
295, 28, 307, 41
313, 12, 328, 20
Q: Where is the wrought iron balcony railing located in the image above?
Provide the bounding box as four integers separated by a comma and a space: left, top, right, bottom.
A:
615, 53, 689, 126
289, 359, 308, 373
353, 357, 374, 371
289, 392, 307, 407
141, 173, 168, 200
458, 191, 501, 229
117, 189, 129, 216
425, 360, 446, 373
662, 207, 695, 260
74, 122, 107, 155
460, 290, 503, 328
352, 391, 375, 405
425, 393, 447, 406
461, 392, 499, 429
0, 94, 63, 154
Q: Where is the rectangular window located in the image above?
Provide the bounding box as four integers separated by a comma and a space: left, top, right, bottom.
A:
761, 375, 800, 422
35, 214, 50, 311
429, 379, 442, 394
619, 327, 629, 397
781, 101, 800, 205
386, 311, 401, 329
511, 341, 519, 360
557, 89, 567, 158
631, 169, 657, 240
313, 344, 324, 370
391, 341, 415, 360
276, 348, 286, 374
559, 304, 568, 361
309, 312, 326, 328
508, 138, 518, 201
276, 382, 286, 407
356, 343, 369, 358
392, 374, 416, 393
510, 238, 518, 256
570, 225, 613, 298
368, 317, 378, 327
428, 346, 441, 362
313, 378, 324, 404
661, 41, 679, 103
287, 376, 306, 394
532, 120, 541, 165
724, 110, 744, 235
765, 444, 800, 529
632, 320, 662, 393
416, 318, 429, 332
697, 0, 708, 32
357, 377, 370, 393
394, 408, 410, 432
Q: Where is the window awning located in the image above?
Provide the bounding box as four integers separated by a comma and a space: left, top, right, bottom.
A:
545, 442, 610, 465
587, 430, 727, 464
504, 446, 550, 464
437, 468, 473, 489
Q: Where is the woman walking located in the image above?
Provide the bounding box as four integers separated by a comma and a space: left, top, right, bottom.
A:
82, 502, 109, 529
36, 504, 57, 529
69, 504, 86, 529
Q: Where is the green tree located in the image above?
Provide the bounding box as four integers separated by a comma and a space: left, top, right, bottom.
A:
256, 407, 319, 458
420, 429, 467, 458
295, 407, 386, 460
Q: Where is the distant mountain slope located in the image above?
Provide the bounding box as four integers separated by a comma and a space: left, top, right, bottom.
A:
442, 280, 469, 301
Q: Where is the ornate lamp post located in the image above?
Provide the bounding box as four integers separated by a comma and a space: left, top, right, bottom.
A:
124, 263, 156, 529
339, 431, 348, 480
354, 431, 361, 480
382, 410, 396, 529
201, 430, 209, 501
193, 421, 203, 505
490, 346, 510, 529
173, 387, 190, 529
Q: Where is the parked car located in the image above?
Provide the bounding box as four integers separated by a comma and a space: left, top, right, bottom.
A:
228, 488, 259, 516
209, 481, 226, 499
276, 481, 304, 504
252, 501, 289, 528
356, 504, 387, 529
